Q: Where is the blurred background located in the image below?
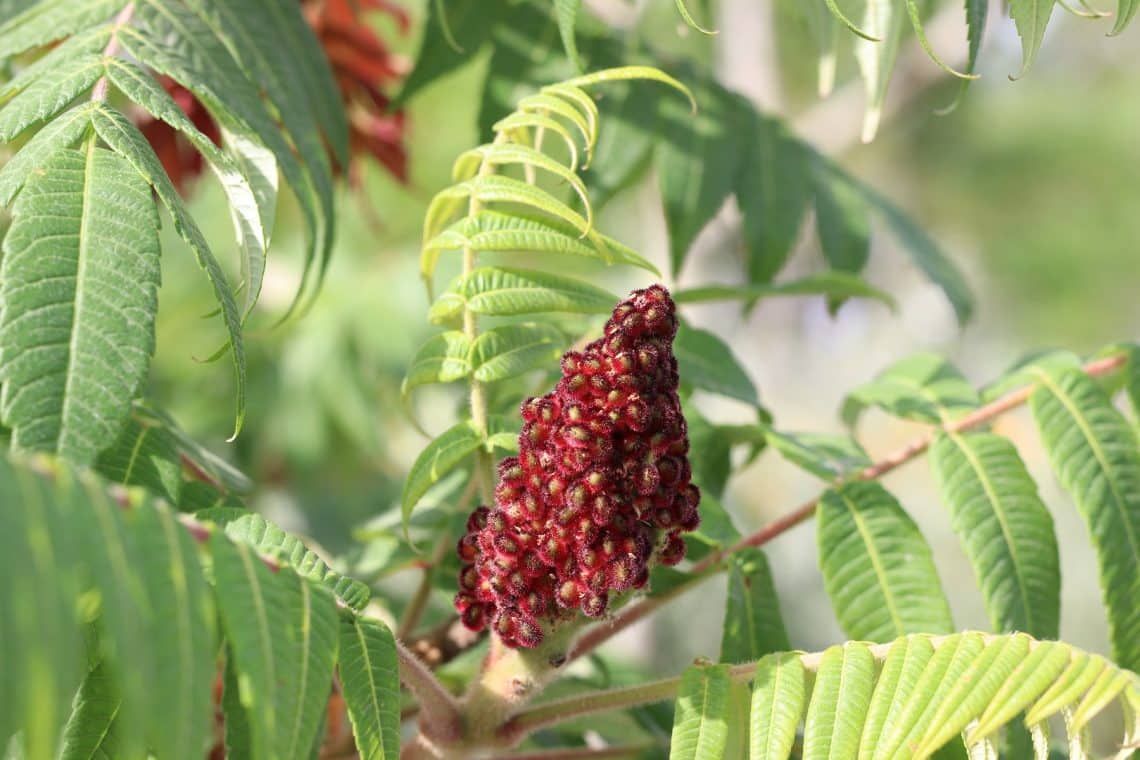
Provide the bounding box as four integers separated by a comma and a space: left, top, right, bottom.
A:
144, 0, 1138, 692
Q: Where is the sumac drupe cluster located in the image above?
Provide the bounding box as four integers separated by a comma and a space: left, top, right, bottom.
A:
454, 285, 700, 648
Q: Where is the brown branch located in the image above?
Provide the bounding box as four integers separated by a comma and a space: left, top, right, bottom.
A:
565, 353, 1128, 664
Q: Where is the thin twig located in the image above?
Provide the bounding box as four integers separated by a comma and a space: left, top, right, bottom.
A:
565, 353, 1128, 664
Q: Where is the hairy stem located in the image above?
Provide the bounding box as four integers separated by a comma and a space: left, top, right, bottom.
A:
461, 623, 583, 745
565, 353, 1128, 664
463, 133, 511, 505
502, 661, 759, 739
397, 639, 464, 742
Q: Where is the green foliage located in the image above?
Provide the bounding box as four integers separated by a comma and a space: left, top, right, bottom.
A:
0, 0, 346, 461
720, 549, 791, 663
213, 536, 339, 760
0, 455, 400, 760
1030, 367, 1140, 672
0, 144, 159, 464
669, 664, 731, 760
4, 4, 1140, 759
339, 618, 401, 760
842, 352, 980, 427
929, 432, 1061, 638
817, 481, 955, 641
740, 633, 1140, 760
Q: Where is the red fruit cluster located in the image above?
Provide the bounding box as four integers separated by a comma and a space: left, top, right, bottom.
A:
454, 285, 699, 649
136, 0, 408, 191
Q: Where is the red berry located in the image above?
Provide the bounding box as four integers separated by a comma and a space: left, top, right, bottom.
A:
453, 285, 699, 648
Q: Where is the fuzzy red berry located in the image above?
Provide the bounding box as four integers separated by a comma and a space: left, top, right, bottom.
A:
454, 285, 699, 648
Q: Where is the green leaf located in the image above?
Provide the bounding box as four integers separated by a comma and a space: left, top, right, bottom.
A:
430, 267, 618, 324
473, 2, 582, 143
736, 114, 811, 285
0, 143, 160, 465
395, 0, 506, 107
940, 0, 989, 111
425, 175, 592, 243
685, 406, 767, 499
929, 432, 1061, 638
1008, 0, 1057, 78
742, 633, 1140, 760
59, 664, 123, 760
802, 643, 876, 760
580, 80, 655, 211
211, 536, 340, 760
656, 77, 744, 276
812, 155, 871, 280
422, 211, 657, 285
674, 0, 716, 33
554, 0, 583, 70
673, 323, 758, 406
1030, 367, 1140, 672
981, 350, 1081, 403
0, 100, 94, 204
401, 421, 484, 533
788, 0, 840, 95
765, 429, 871, 481
817, 482, 954, 641
135, 403, 252, 496
0, 0, 124, 60
130, 502, 217, 760
470, 323, 564, 383
0, 52, 103, 141
339, 617, 401, 760
720, 548, 790, 663
88, 104, 247, 438
95, 411, 183, 504
674, 272, 895, 310
841, 353, 980, 427
102, 58, 270, 318
180, 0, 339, 302
121, 0, 321, 317
854, 179, 974, 325
670, 665, 731, 760
70, 484, 158, 758
0, 457, 85, 760
853, 0, 907, 142
196, 509, 370, 611
749, 653, 806, 760
0, 25, 109, 101
190, 0, 346, 164
401, 332, 472, 402
453, 143, 591, 213
688, 493, 743, 553
1111, 0, 1140, 32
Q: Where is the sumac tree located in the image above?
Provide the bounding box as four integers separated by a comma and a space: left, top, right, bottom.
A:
0, 1, 1138, 759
